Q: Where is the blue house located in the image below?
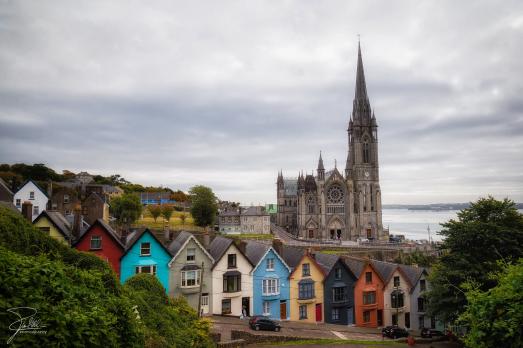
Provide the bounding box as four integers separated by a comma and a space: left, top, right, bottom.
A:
120, 229, 172, 293
245, 240, 291, 321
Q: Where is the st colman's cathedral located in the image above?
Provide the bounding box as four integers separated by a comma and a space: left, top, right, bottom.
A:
276, 42, 387, 241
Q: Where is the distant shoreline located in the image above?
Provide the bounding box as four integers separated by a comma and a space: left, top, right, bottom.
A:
383, 203, 523, 211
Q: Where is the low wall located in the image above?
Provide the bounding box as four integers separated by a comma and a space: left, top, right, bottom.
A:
230, 330, 305, 345
216, 339, 246, 348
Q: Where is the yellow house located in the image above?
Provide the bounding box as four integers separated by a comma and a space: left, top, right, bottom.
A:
33, 211, 72, 245
289, 252, 326, 323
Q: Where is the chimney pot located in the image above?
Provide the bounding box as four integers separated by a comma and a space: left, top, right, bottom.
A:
22, 201, 33, 222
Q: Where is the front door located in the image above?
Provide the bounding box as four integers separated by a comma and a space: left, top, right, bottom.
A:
347, 307, 354, 325
200, 293, 209, 315
377, 309, 383, 326
242, 297, 250, 317
366, 228, 372, 239
280, 301, 287, 320
315, 303, 322, 322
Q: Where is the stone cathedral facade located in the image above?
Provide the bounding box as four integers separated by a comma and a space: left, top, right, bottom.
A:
276, 43, 386, 241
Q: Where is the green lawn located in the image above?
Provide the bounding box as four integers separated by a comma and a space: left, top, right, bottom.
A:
219, 233, 274, 240
132, 209, 205, 232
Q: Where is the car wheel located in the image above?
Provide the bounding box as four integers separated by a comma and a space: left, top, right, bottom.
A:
255, 325, 260, 331
274, 327, 280, 332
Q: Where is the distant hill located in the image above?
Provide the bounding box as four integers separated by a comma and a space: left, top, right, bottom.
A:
383, 203, 523, 210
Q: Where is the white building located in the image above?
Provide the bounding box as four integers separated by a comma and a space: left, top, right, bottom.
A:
241, 206, 270, 234
209, 236, 253, 316
13, 180, 49, 221
382, 266, 413, 328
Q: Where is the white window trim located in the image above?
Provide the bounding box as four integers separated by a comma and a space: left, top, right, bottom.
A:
262, 278, 280, 296
266, 258, 274, 271
136, 265, 157, 275
181, 270, 201, 288
263, 301, 270, 316
140, 242, 151, 256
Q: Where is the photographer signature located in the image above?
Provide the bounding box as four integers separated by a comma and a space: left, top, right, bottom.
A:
7, 307, 47, 344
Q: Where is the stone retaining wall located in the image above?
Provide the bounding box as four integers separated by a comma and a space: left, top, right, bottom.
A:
230, 330, 305, 345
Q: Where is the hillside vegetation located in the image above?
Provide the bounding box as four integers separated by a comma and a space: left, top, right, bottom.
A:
0, 206, 212, 347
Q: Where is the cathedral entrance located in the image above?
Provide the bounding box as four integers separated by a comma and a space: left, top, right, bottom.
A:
366, 228, 372, 239
308, 229, 314, 238
330, 229, 335, 239
337, 229, 342, 239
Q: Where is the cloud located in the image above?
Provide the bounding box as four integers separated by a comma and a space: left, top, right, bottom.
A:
0, 0, 522, 205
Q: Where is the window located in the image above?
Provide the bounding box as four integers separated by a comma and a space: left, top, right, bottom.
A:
299, 305, 307, 319
38, 227, 50, 234
222, 299, 231, 314
418, 297, 425, 312
186, 248, 195, 263
223, 275, 241, 292
332, 308, 340, 321
135, 265, 157, 275
332, 287, 346, 302
392, 313, 398, 325
29, 191, 35, 200
266, 258, 274, 270
365, 272, 372, 284
140, 242, 151, 256
33, 206, 39, 216
308, 205, 314, 214
227, 254, 236, 268
181, 270, 200, 287
302, 263, 310, 276
420, 279, 426, 292
64, 194, 69, 203
363, 310, 371, 323
391, 291, 404, 308
90, 236, 102, 250
405, 312, 410, 328
418, 315, 425, 329
263, 301, 270, 315
363, 141, 370, 163
363, 291, 376, 305
262, 278, 279, 295
15, 199, 21, 207
334, 267, 342, 280
201, 294, 209, 306
393, 276, 400, 287
298, 282, 314, 299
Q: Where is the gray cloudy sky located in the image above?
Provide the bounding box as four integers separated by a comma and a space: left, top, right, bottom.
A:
1, 1, 522, 205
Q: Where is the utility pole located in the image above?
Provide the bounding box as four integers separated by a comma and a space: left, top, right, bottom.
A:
197, 261, 204, 318
427, 225, 432, 245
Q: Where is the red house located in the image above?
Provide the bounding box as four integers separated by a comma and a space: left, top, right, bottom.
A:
74, 219, 126, 276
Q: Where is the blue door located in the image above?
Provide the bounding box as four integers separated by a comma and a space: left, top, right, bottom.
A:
347, 307, 354, 325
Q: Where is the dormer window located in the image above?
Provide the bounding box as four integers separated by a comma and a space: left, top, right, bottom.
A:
302, 263, 310, 277
29, 191, 35, 200
420, 279, 426, 291
266, 258, 274, 271
90, 236, 102, 250
394, 276, 400, 287
334, 267, 342, 280
227, 254, 236, 268
365, 271, 372, 284
140, 242, 151, 256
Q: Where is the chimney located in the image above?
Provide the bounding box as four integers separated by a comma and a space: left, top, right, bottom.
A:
272, 238, 283, 256
47, 180, 53, 200
203, 229, 210, 251
73, 203, 82, 241
120, 229, 128, 246
22, 201, 33, 222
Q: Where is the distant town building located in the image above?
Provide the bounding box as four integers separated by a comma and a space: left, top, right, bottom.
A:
13, 180, 49, 221
265, 203, 277, 223
140, 191, 176, 205
276, 42, 385, 242
0, 177, 13, 203
218, 206, 270, 234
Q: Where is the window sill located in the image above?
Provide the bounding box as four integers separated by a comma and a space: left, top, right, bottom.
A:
140, 254, 151, 257
90, 248, 102, 251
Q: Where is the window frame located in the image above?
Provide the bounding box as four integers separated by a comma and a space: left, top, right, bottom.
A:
299, 305, 308, 320
363, 310, 371, 322
331, 308, 340, 321
332, 286, 346, 302
90, 235, 102, 250
365, 271, 372, 284
393, 276, 400, 287
186, 248, 196, 263
263, 301, 270, 316
135, 265, 157, 275
29, 191, 35, 200
227, 254, 237, 268
302, 263, 311, 277
181, 270, 200, 288
298, 282, 315, 300
363, 291, 376, 305
266, 258, 274, 271
140, 242, 151, 256
223, 274, 241, 293
262, 278, 280, 295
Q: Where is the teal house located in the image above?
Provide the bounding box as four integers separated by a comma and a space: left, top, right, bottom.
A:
120, 229, 172, 293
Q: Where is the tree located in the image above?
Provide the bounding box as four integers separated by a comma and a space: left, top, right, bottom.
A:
161, 205, 174, 223
189, 185, 218, 227
110, 193, 142, 227
427, 197, 523, 323
171, 190, 188, 202
179, 213, 187, 226
459, 260, 523, 348
148, 205, 162, 222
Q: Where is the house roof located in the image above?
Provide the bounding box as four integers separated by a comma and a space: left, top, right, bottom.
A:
33, 210, 72, 240
370, 259, 398, 284
139, 192, 171, 200
241, 206, 269, 216
85, 191, 106, 204
74, 218, 125, 250
399, 264, 427, 293
17, 179, 49, 198
244, 240, 269, 266
0, 177, 13, 197
289, 252, 328, 279
208, 235, 254, 269
314, 253, 340, 275
279, 245, 304, 270
341, 256, 366, 278
167, 231, 214, 267
0, 201, 19, 213
124, 228, 172, 257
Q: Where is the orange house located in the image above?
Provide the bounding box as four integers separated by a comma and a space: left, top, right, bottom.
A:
344, 257, 385, 328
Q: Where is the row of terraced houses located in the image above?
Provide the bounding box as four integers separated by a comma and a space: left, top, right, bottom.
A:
27, 206, 439, 331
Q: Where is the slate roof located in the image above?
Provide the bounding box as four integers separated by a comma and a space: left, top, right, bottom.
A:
244, 240, 269, 266
399, 264, 426, 292
279, 245, 304, 270
167, 231, 193, 256
0, 201, 19, 213
220, 210, 240, 216
208, 235, 234, 262
34, 210, 72, 240
124, 228, 172, 256
242, 206, 269, 216
370, 259, 398, 283
314, 253, 339, 274
0, 177, 13, 196
283, 179, 297, 196
341, 256, 366, 278
140, 192, 171, 200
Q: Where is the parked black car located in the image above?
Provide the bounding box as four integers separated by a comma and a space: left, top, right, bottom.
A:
381, 325, 409, 339
421, 328, 445, 338
249, 316, 281, 332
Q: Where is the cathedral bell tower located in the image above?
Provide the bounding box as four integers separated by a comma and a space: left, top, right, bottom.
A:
345, 41, 383, 240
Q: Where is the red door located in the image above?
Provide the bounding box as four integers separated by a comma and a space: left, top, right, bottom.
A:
315, 304, 322, 322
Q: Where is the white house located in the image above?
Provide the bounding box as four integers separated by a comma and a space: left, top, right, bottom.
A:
13, 180, 49, 221
382, 266, 413, 328
209, 236, 253, 317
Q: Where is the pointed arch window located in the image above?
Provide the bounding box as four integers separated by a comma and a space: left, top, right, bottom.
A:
363, 140, 370, 163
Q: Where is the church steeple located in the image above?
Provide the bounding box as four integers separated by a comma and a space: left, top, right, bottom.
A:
355, 40, 368, 102
317, 151, 325, 180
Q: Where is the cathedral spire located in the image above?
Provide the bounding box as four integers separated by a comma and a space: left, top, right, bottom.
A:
355, 40, 368, 102
317, 151, 325, 171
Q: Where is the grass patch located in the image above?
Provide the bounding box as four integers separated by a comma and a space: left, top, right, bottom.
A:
265, 338, 401, 346
218, 233, 274, 240
133, 210, 205, 231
